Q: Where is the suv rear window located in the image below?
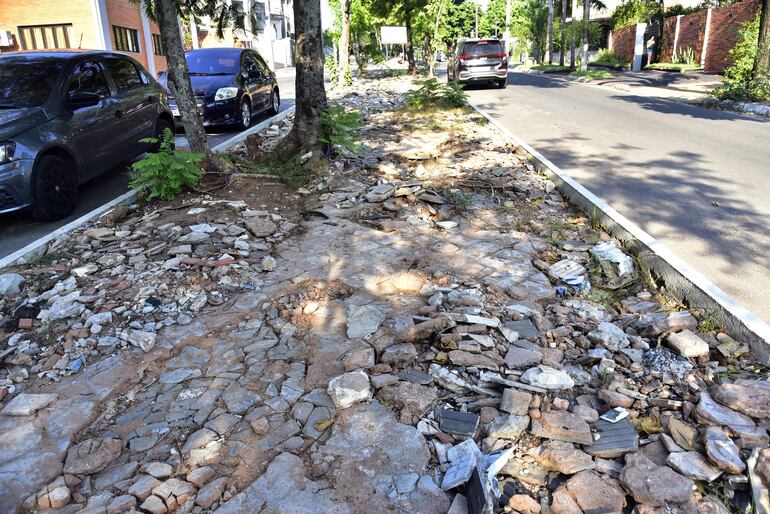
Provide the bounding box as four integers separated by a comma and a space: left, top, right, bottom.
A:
462, 40, 503, 56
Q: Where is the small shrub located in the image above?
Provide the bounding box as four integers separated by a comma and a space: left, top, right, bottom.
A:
712, 14, 770, 102
674, 47, 697, 66
406, 78, 468, 109
320, 101, 362, 155
129, 128, 204, 201
612, 0, 661, 29
592, 49, 627, 67
325, 57, 339, 89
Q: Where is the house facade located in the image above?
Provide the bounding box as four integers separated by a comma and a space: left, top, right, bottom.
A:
0, 0, 167, 76
191, 0, 295, 69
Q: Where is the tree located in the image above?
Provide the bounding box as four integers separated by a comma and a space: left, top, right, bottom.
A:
756, 0, 770, 79
287, 0, 328, 149
444, 0, 476, 44
373, 0, 430, 73
339, 0, 352, 89
560, 0, 566, 65
154, 0, 208, 153
581, 0, 589, 71
480, 0, 507, 37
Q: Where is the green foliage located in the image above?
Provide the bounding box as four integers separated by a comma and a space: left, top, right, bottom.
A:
129, 128, 204, 201
406, 78, 468, 108
646, 61, 700, 71
320, 101, 363, 154
666, 3, 703, 16
591, 49, 627, 67
674, 46, 697, 66
326, 57, 339, 88
612, 0, 660, 29
712, 14, 770, 102
443, 0, 477, 45
531, 64, 571, 72
570, 69, 614, 79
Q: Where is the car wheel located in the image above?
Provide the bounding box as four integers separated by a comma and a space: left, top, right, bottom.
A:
149, 118, 174, 153
268, 88, 280, 115
240, 98, 252, 130
31, 155, 77, 221
498, 79, 507, 89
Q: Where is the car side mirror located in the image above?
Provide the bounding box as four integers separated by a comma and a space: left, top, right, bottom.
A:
67, 92, 100, 110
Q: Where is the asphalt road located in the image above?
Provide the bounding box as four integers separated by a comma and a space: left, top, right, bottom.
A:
463, 70, 770, 324
0, 71, 295, 260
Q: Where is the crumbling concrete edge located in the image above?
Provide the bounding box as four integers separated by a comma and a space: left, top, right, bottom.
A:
469, 101, 770, 364
0, 107, 296, 271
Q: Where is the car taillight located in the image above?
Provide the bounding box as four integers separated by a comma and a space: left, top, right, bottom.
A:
459, 55, 471, 60
495, 53, 506, 58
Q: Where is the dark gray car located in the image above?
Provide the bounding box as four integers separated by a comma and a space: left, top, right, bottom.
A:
0, 50, 173, 220
447, 38, 508, 88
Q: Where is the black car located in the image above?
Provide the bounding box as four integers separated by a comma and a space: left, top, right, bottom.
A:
447, 38, 508, 88
0, 50, 173, 220
160, 47, 279, 130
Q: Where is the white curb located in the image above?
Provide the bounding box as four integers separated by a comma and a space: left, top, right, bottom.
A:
469, 101, 770, 363
0, 106, 296, 271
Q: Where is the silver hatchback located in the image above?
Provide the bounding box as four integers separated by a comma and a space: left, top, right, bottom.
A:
447, 38, 508, 89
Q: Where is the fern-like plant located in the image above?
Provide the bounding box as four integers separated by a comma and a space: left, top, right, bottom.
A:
130, 128, 204, 201
406, 78, 468, 109
320, 102, 362, 155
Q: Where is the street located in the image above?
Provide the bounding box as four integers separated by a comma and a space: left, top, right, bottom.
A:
0, 71, 295, 260
462, 70, 770, 324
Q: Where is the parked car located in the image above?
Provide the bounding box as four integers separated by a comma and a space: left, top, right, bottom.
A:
0, 50, 173, 220
447, 38, 508, 88
159, 47, 279, 131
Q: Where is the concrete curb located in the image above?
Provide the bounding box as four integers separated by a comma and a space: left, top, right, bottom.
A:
689, 97, 770, 118
0, 107, 296, 271
469, 102, 770, 363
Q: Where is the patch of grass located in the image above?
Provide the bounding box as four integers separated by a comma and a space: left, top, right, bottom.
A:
697, 312, 720, 333
588, 206, 602, 231
580, 286, 628, 310
531, 64, 571, 73
445, 189, 471, 209
570, 69, 615, 80
646, 62, 701, 72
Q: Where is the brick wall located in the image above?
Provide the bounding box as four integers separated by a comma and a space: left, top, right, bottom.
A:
0, 0, 98, 52
659, 16, 679, 63
704, 0, 760, 72
610, 25, 637, 64
105, 0, 166, 74
658, 0, 759, 73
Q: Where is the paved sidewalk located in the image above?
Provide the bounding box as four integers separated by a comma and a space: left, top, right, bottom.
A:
593, 70, 723, 101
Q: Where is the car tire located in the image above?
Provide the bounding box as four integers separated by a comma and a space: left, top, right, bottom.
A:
498, 79, 507, 89
31, 155, 78, 221
149, 118, 174, 153
240, 97, 252, 130
268, 88, 280, 115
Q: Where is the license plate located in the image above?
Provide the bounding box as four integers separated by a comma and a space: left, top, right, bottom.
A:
171, 107, 179, 116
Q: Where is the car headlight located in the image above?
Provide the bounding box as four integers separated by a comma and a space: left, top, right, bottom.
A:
0, 142, 15, 164
214, 87, 238, 101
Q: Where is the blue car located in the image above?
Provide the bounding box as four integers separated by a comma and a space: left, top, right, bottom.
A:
160, 47, 280, 130
0, 50, 173, 220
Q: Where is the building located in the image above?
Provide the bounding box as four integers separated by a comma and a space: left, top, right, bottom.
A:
191, 0, 295, 69
0, 0, 167, 76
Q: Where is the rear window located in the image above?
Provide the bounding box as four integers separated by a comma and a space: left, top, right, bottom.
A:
0, 58, 66, 108
462, 40, 503, 55
186, 53, 239, 75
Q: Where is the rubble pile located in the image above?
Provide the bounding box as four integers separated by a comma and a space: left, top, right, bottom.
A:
0, 193, 302, 391
0, 76, 768, 514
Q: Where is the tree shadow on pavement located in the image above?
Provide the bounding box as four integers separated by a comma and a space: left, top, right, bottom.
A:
612, 95, 770, 123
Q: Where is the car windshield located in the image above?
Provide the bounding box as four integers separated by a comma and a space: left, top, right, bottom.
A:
186, 53, 239, 75
463, 41, 503, 55
0, 58, 66, 108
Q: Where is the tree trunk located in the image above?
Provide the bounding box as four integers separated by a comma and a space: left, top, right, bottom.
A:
570, 0, 577, 67
560, 0, 567, 66
581, 0, 589, 72
405, 10, 417, 73
756, 0, 770, 79
547, 0, 554, 64
286, 0, 327, 149
338, 0, 352, 89
156, 0, 209, 154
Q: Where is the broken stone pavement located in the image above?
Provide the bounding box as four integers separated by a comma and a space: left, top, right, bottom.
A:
1, 75, 769, 514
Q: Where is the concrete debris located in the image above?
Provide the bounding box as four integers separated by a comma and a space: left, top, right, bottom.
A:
0, 74, 765, 514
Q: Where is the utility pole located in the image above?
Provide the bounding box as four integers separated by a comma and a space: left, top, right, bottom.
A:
581, 0, 589, 72
475, 3, 479, 38
546, 0, 554, 63
756, 0, 770, 79
560, 0, 567, 66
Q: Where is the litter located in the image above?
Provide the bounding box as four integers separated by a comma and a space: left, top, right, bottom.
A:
440, 409, 480, 437
548, 259, 591, 293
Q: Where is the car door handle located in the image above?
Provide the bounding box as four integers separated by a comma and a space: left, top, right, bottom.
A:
115, 110, 124, 119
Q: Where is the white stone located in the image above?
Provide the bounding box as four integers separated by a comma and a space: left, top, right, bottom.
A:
667, 330, 710, 358
327, 370, 372, 409
1, 393, 58, 416
0, 273, 24, 296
